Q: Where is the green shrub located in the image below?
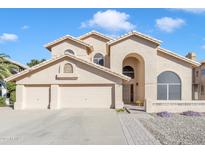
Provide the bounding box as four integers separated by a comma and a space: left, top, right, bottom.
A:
0, 97, 6, 107
6, 82, 16, 92
9, 91, 16, 104
6, 82, 16, 104
116, 108, 125, 112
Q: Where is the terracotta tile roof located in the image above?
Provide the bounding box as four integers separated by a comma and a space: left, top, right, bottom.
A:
158, 47, 200, 67
44, 35, 93, 51
79, 30, 113, 41
107, 31, 162, 46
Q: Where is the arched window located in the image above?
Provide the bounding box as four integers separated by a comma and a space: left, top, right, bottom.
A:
123, 66, 134, 79
157, 71, 181, 100
64, 63, 73, 73
64, 49, 75, 55
93, 53, 104, 66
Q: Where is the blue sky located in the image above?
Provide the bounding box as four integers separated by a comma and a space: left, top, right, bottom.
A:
1, 8, 205, 65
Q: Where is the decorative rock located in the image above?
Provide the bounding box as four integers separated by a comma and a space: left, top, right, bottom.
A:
181, 111, 201, 117
156, 111, 172, 118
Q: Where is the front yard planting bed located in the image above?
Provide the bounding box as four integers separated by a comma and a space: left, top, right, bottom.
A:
139, 112, 205, 144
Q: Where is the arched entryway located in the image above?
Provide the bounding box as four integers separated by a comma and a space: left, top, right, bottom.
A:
122, 53, 145, 106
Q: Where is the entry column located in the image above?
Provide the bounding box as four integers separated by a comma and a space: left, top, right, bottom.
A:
50, 85, 60, 109
14, 85, 25, 109
115, 84, 124, 109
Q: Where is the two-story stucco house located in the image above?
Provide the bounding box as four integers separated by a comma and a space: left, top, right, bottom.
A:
5, 30, 205, 112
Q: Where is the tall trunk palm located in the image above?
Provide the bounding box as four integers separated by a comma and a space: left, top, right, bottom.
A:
0, 53, 19, 80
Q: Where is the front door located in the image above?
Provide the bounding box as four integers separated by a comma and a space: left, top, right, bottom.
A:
123, 84, 134, 104
130, 84, 134, 102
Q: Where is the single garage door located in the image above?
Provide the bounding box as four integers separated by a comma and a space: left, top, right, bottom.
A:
59, 85, 113, 108
25, 86, 50, 109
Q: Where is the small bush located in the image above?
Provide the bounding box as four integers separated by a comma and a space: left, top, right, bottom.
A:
181, 111, 201, 117
6, 82, 16, 92
0, 97, 6, 107
9, 91, 16, 104
136, 100, 144, 106
116, 108, 125, 112
157, 111, 172, 118
6, 82, 16, 104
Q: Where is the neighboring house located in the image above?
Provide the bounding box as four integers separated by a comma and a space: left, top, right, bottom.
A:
192, 60, 205, 100
0, 58, 28, 104
5, 30, 205, 112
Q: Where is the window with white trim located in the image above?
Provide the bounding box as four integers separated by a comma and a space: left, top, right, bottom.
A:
201, 69, 205, 76
123, 66, 135, 79
157, 71, 181, 100
201, 85, 205, 95
196, 71, 199, 77
64, 49, 75, 55
93, 53, 104, 66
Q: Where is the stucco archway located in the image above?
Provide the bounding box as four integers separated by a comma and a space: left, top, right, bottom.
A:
122, 53, 145, 106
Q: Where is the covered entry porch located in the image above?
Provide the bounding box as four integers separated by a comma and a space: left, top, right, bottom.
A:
122, 53, 145, 109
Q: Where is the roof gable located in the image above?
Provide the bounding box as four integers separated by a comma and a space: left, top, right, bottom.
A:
44, 35, 93, 51
158, 47, 200, 67
79, 30, 113, 42
5, 54, 130, 82
108, 31, 162, 46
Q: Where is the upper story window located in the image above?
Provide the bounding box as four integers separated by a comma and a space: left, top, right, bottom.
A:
64, 49, 75, 55
201, 69, 205, 76
196, 71, 199, 77
157, 71, 181, 100
93, 53, 104, 66
64, 63, 73, 73
201, 85, 205, 95
123, 66, 134, 79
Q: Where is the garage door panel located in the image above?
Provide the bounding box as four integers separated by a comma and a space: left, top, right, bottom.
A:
60, 86, 112, 108
25, 86, 50, 109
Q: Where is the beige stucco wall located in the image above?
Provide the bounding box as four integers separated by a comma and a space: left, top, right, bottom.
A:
157, 52, 193, 100
109, 35, 194, 105
14, 57, 124, 109
193, 64, 205, 100
50, 40, 89, 60
110, 36, 158, 101
81, 34, 108, 55
146, 100, 205, 113
16, 58, 122, 85
13, 32, 201, 111
81, 34, 110, 67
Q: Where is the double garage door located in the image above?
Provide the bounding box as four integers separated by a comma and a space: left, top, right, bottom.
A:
24, 85, 113, 109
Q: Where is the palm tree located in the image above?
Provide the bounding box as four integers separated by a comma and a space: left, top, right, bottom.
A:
0, 53, 20, 80
27, 59, 46, 67
0, 53, 9, 62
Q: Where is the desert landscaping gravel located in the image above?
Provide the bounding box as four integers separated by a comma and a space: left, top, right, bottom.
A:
139, 113, 205, 145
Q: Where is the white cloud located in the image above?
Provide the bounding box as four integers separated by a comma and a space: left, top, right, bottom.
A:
21, 25, 29, 30
174, 9, 205, 14
81, 10, 135, 32
0, 33, 18, 42
156, 17, 185, 33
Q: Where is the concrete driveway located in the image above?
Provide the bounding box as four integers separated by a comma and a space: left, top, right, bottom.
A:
0, 108, 127, 145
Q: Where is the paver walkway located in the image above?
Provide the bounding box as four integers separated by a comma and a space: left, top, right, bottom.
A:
118, 113, 161, 145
